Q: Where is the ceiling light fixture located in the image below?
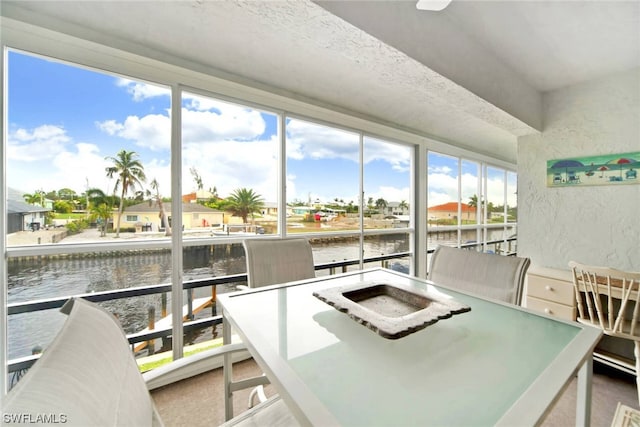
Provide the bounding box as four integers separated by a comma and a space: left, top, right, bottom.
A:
416, 0, 452, 11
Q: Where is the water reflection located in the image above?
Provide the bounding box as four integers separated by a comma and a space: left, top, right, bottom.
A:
7, 236, 410, 359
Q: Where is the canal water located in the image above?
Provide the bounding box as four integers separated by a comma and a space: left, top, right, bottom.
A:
6, 230, 507, 359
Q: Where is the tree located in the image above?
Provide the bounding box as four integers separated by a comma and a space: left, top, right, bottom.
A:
190, 167, 203, 190
398, 200, 409, 212
53, 200, 73, 214
226, 188, 264, 224
367, 197, 374, 212
86, 188, 117, 208
23, 190, 46, 207
375, 198, 388, 212
147, 178, 171, 236
86, 188, 117, 234
57, 188, 77, 200
91, 203, 113, 237
105, 150, 146, 237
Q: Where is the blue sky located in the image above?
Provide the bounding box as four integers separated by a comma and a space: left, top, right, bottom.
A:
7, 50, 514, 207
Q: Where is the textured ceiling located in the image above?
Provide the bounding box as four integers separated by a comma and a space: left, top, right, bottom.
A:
2, 1, 638, 164
318, 0, 640, 93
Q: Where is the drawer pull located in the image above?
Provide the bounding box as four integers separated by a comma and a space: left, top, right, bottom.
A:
544, 308, 553, 315
545, 285, 555, 292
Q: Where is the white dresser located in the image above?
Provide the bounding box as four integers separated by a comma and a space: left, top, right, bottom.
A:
525, 264, 635, 374
525, 265, 576, 321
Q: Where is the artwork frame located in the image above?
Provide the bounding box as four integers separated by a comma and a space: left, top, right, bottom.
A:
547, 152, 639, 187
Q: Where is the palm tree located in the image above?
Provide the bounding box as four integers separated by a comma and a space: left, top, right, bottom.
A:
226, 188, 264, 224
398, 200, 409, 213
91, 203, 113, 237
375, 198, 388, 213
85, 188, 117, 233
190, 167, 204, 191
86, 188, 117, 207
105, 150, 146, 237
147, 178, 171, 236
23, 190, 46, 207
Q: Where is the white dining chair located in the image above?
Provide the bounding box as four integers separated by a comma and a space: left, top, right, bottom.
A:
428, 245, 530, 305
243, 237, 316, 288
569, 261, 640, 405
240, 237, 316, 406
1, 297, 298, 426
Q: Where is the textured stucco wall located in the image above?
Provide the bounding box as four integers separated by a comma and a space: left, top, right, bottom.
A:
518, 68, 640, 271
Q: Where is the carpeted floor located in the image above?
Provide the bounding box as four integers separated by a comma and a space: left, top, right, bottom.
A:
151, 359, 638, 426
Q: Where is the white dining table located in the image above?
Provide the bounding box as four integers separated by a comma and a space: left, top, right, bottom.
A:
218, 267, 602, 426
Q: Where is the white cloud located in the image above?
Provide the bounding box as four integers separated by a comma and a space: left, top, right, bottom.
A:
364, 137, 411, 172
428, 164, 453, 175
116, 78, 169, 101
427, 171, 458, 206
7, 125, 71, 162
286, 119, 359, 162
369, 185, 411, 203
183, 108, 265, 142
97, 120, 124, 136
8, 136, 112, 195
182, 135, 278, 201
96, 113, 170, 151
52, 143, 112, 192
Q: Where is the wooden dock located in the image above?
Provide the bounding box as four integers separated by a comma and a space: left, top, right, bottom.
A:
134, 296, 214, 352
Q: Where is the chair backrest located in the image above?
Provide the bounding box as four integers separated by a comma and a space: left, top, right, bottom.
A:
569, 261, 640, 340
428, 245, 530, 305
1, 297, 163, 426
243, 238, 315, 288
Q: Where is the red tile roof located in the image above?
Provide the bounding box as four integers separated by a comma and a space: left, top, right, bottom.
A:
428, 202, 475, 212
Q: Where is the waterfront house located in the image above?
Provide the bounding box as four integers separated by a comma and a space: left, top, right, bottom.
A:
182, 189, 217, 204
260, 201, 278, 219
428, 202, 477, 223
6, 187, 51, 233
6, 200, 50, 233
1, 0, 638, 422
118, 202, 226, 232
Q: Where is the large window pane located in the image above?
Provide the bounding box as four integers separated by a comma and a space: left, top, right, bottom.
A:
7, 52, 171, 244
181, 92, 278, 236
486, 166, 506, 225
363, 136, 411, 227
427, 152, 460, 249
507, 171, 518, 223
461, 160, 481, 226
6, 51, 173, 367
286, 118, 360, 232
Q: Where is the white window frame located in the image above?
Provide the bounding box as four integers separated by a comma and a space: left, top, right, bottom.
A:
0, 17, 516, 394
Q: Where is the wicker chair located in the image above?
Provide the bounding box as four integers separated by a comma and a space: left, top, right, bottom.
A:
569, 261, 640, 405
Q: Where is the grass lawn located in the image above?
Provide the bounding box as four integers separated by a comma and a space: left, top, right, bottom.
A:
54, 213, 86, 220
137, 339, 223, 372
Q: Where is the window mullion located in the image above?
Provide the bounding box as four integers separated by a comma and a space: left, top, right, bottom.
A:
171, 84, 184, 361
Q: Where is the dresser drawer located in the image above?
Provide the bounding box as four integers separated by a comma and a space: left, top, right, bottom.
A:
527, 296, 576, 320
527, 275, 575, 306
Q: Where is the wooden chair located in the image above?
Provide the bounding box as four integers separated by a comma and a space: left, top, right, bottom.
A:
428, 245, 530, 305
569, 261, 640, 405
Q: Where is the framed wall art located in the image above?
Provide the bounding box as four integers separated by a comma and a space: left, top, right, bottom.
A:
547, 152, 639, 187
